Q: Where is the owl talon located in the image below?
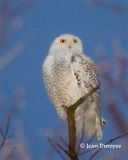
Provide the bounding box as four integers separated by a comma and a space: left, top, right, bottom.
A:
101, 118, 107, 126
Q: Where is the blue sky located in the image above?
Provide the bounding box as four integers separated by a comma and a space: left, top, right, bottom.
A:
0, 0, 128, 159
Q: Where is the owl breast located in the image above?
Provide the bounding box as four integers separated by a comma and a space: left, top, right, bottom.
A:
43, 51, 84, 119
52, 58, 82, 108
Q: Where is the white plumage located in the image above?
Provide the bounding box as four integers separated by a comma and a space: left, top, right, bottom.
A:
43, 34, 105, 140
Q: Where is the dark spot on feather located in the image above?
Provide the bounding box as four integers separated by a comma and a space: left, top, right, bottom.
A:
71, 55, 76, 62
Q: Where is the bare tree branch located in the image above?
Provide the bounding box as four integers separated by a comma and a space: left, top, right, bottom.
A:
0, 114, 13, 151
67, 107, 78, 160
59, 136, 68, 148
47, 136, 66, 160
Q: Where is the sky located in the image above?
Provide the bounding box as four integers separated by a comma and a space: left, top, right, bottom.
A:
0, 0, 128, 159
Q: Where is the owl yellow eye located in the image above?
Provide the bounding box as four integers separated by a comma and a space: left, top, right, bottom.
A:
60, 39, 66, 43
73, 39, 78, 44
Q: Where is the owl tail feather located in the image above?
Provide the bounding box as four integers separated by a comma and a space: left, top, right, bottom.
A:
75, 105, 103, 140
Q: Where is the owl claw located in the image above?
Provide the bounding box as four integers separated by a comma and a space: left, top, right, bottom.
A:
101, 118, 107, 126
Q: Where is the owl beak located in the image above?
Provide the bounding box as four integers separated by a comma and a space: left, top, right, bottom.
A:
68, 45, 71, 49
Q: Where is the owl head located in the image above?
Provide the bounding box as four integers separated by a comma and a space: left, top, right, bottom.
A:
49, 34, 83, 53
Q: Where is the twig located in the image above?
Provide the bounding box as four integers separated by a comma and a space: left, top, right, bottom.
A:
59, 136, 68, 147
0, 114, 13, 150
47, 136, 66, 160
4, 114, 11, 137
56, 143, 69, 155
0, 127, 4, 138
89, 131, 128, 160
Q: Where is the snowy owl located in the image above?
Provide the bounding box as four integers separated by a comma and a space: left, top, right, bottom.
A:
43, 34, 106, 140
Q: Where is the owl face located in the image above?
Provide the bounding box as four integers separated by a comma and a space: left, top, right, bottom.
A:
49, 34, 83, 53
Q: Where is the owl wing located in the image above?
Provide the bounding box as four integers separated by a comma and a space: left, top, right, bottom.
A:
71, 53, 101, 120
71, 54, 100, 100
71, 54, 103, 140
